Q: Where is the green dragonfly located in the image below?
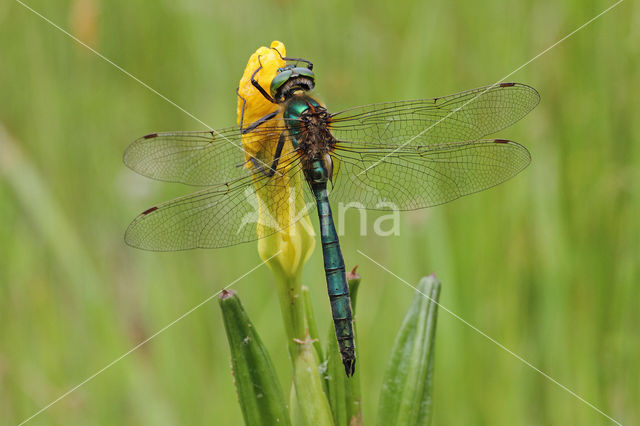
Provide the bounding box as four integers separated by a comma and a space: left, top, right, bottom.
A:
124, 49, 539, 376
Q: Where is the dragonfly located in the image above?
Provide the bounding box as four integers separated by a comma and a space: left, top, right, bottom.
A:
124, 46, 539, 376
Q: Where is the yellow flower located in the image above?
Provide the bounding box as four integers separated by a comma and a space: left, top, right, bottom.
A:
237, 41, 315, 282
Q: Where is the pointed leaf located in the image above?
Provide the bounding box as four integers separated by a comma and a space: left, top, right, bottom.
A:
377, 275, 441, 426
219, 290, 291, 426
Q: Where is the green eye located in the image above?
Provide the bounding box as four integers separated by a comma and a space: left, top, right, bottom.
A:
293, 67, 314, 79
270, 69, 292, 97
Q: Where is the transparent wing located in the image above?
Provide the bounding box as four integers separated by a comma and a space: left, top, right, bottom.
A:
123, 122, 291, 186
125, 150, 316, 250
329, 83, 539, 147
329, 139, 530, 210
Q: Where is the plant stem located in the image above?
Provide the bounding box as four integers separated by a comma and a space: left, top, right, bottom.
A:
272, 270, 333, 426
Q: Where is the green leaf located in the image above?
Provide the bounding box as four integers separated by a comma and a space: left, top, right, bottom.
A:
377, 275, 441, 426
219, 290, 291, 426
325, 267, 363, 426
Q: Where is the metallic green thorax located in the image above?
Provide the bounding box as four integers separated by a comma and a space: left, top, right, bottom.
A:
283, 96, 322, 148
283, 98, 356, 376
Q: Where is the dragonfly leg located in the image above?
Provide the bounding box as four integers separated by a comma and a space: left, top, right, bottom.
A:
271, 46, 314, 70
236, 87, 247, 130
240, 110, 278, 135
236, 88, 248, 130
249, 131, 286, 177
282, 56, 313, 70
250, 56, 276, 104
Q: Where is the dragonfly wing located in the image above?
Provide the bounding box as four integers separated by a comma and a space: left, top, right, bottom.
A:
329, 139, 530, 210
329, 83, 539, 147
125, 154, 316, 251
124, 124, 288, 186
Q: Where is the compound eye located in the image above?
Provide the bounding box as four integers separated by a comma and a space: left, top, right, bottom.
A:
293, 66, 315, 80
270, 69, 292, 97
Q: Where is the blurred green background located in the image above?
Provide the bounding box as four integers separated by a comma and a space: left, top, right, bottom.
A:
1, 0, 638, 424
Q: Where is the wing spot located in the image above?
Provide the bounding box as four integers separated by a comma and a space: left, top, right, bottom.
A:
494, 139, 509, 144
143, 133, 158, 139
141, 206, 158, 215
499, 82, 515, 87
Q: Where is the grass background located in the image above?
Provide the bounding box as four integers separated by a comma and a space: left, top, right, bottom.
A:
1, 0, 638, 424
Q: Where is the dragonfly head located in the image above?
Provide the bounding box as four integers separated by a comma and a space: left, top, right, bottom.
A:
270, 64, 315, 103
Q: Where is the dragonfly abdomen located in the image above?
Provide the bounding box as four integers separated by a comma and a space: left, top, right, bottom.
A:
311, 178, 356, 376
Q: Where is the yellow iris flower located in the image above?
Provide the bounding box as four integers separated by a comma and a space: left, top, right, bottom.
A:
237, 40, 315, 282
